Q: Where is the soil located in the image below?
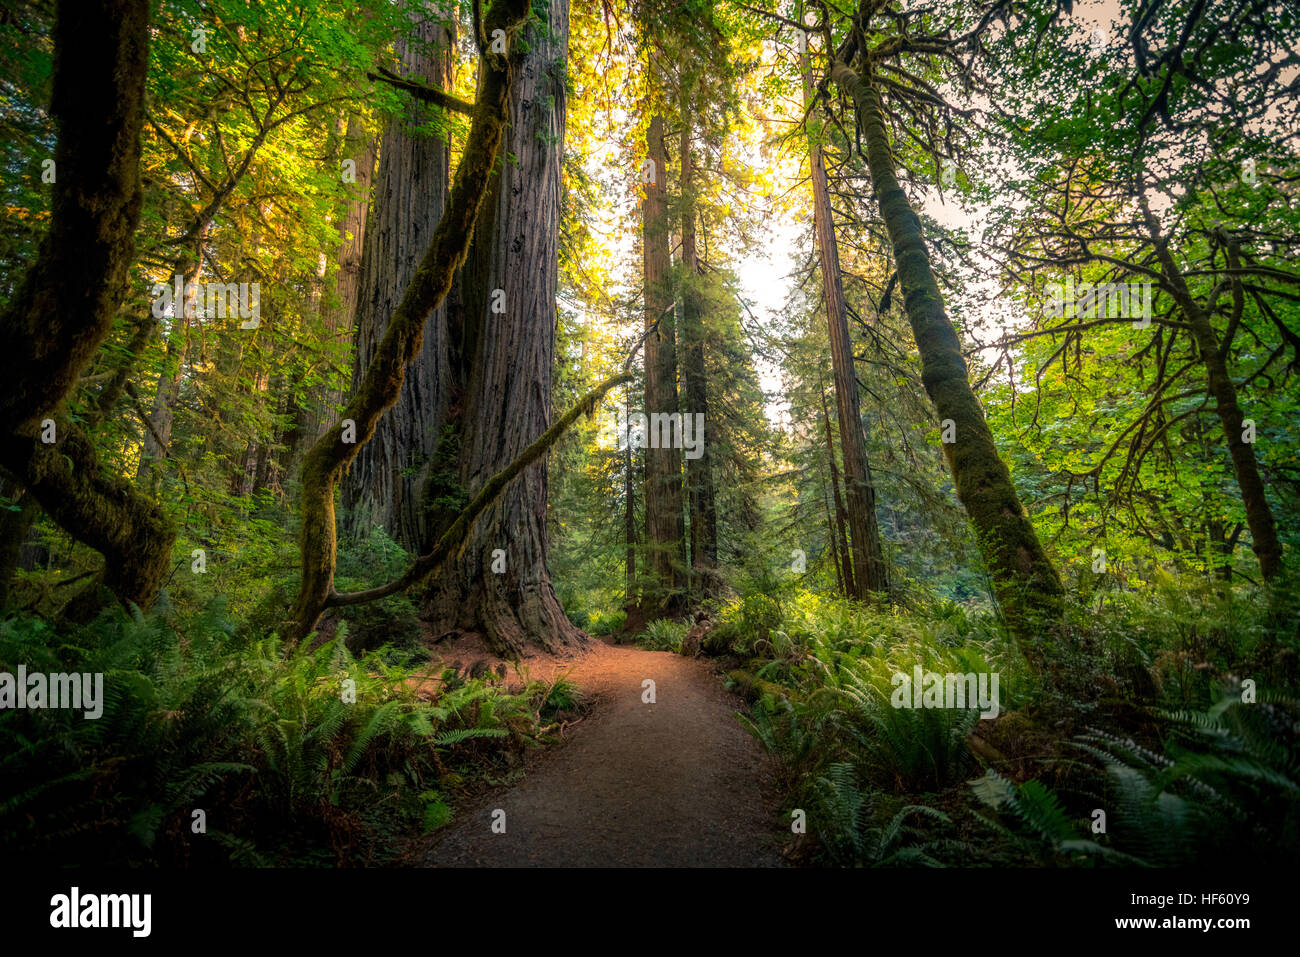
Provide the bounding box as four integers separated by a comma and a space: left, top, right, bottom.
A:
420, 639, 785, 867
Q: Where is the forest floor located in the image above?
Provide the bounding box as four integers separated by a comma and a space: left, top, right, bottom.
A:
418, 639, 785, 867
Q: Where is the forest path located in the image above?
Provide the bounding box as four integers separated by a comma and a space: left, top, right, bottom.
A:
422, 641, 785, 867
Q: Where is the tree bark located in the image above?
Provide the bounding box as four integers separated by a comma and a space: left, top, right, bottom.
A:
295, 112, 377, 455
0, 0, 174, 613
420, 0, 586, 657
678, 120, 718, 588
805, 48, 888, 597
819, 375, 856, 597
624, 384, 637, 602
832, 59, 1065, 657
288, 0, 532, 645
342, 15, 455, 550
0, 0, 149, 427
640, 113, 687, 616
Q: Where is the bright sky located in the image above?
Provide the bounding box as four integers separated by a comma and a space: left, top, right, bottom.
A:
575, 1, 1128, 431
726, 0, 1128, 429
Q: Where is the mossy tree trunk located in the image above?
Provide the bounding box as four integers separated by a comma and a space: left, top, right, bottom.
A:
832, 58, 1065, 661
420, 0, 587, 657
288, 0, 532, 645
0, 0, 175, 613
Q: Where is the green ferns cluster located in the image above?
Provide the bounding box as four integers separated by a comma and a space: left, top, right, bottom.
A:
732, 585, 1300, 867
971, 694, 1299, 867
725, 590, 1014, 864
0, 598, 541, 866
637, 618, 688, 653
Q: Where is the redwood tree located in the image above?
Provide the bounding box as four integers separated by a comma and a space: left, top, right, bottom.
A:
421, 0, 587, 656
639, 111, 687, 617
288, 0, 533, 643
803, 34, 889, 598
343, 13, 455, 550
678, 118, 719, 590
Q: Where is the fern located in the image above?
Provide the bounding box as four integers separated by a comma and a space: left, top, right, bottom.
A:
970, 770, 1133, 865
432, 727, 508, 747
0, 599, 542, 866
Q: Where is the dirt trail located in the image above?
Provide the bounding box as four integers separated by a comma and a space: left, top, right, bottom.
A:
423, 641, 784, 867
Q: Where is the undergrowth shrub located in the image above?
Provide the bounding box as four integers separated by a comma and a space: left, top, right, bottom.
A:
969, 690, 1300, 866
742, 578, 1299, 867
587, 608, 626, 637
638, 618, 687, 653
0, 598, 539, 866
327, 582, 423, 660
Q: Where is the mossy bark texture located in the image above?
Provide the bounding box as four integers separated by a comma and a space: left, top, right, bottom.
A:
833, 59, 1065, 662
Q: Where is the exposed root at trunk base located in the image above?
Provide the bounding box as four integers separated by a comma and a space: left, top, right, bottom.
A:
423, 581, 589, 660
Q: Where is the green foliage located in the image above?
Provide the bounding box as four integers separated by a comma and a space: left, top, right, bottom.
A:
969, 770, 1127, 866
1073, 694, 1300, 866
728, 593, 784, 655
736, 578, 1300, 866
2, 0, 1297, 876
734, 589, 1015, 863
809, 762, 961, 866
967, 689, 1300, 867
0, 601, 541, 865
329, 586, 424, 662
515, 669, 582, 727
586, 608, 627, 637
419, 790, 453, 833
638, 618, 687, 653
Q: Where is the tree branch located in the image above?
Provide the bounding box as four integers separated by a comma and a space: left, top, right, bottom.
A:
369, 66, 475, 115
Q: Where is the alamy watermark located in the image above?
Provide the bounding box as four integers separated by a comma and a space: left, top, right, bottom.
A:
150, 273, 261, 328
1044, 277, 1153, 327
597, 411, 705, 460
0, 665, 103, 719
891, 665, 1000, 719
50, 887, 150, 937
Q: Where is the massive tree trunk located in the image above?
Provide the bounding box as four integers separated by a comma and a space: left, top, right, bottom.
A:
342, 15, 455, 550
288, 0, 534, 644
678, 120, 718, 590
420, 0, 585, 656
804, 46, 889, 598
1141, 204, 1282, 582
0, 0, 174, 613
832, 59, 1065, 659
640, 112, 687, 616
